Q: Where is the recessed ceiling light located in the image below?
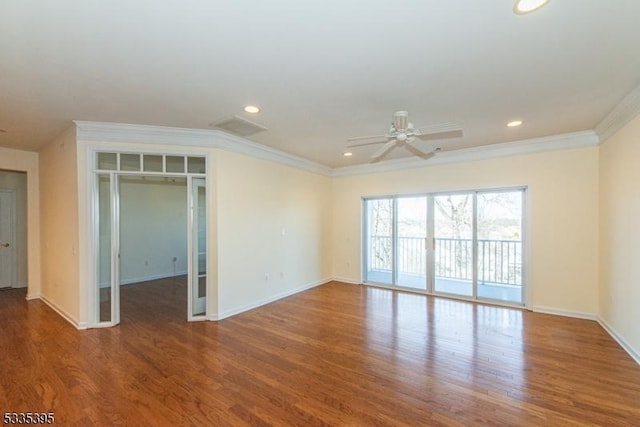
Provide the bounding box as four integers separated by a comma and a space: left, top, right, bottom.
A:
343, 151, 353, 157
513, 0, 550, 15
507, 120, 524, 128
243, 105, 260, 114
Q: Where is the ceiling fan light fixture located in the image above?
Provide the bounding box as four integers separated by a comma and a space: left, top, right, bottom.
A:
513, 0, 550, 15
507, 120, 524, 127
243, 105, 260, 114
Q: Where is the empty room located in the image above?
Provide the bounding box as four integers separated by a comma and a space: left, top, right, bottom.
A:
1, 1, 640, 425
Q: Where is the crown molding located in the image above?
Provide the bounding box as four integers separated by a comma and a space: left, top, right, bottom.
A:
73, 121, 333, 176
595, 81, 640, 143
74, 122, 600, 179
331, 130, 599, 177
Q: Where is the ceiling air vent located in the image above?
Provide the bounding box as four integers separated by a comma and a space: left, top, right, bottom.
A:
211, 115, 268, 137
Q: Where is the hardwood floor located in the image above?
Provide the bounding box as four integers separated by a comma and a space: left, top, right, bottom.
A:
1, 281, 640, 426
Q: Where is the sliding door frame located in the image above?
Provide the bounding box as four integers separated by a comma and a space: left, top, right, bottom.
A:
363, 186, 528, 308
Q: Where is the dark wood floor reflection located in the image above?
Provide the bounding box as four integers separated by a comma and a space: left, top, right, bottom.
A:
2, 281, 640, 426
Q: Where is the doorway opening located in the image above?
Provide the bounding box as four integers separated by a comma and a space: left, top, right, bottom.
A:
92, 152, 207, 327
0, 170, 27, 290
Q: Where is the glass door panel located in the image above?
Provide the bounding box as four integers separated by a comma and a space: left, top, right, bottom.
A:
477, 191, 523, 303
98, 175, 112, 322
434, 194, 473, 296
395, 197, 427, 290
365, 199, 393, 285
190, 178, 206, 317
97, 174, 119, 324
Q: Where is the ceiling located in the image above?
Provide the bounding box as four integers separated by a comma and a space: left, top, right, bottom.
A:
2, 1, 640, 168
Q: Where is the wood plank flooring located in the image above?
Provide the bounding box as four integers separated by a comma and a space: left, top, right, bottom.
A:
1, 280, 640, 426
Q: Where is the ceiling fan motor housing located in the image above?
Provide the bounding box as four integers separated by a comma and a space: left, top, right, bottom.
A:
393, 111, 409, 131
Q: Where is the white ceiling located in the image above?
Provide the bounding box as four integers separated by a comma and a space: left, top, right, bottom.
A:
2, 1, 640, 168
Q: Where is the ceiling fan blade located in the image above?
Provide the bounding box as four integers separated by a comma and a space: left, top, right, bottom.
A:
371, 140, 397, 163
416, 129, 463, 141
346, 140, 388, 148
415, 122, 463, 141
404, 143, 435, 160
347, 134, 387, 142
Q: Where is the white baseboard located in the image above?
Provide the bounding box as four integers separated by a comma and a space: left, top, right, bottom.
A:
597, 317, 640, 365
331, 277, 361, 285
25, 293, 40, 301
531, 306, 639, 365
99, 270, 188, 288
38, 294, 88, 330
532, 305, 597, 320
120, 270, 188, 286
211, 278, 332, 321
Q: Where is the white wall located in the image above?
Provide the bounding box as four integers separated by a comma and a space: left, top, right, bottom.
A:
114, 176, 188, 284
0, 170, 27, 287
215, 150, 332, 317
332, 147, 600, 316
69, 126, 602, 328
0, 147, 40, 297
599, 113, 640, 360
39, 127, 80, 321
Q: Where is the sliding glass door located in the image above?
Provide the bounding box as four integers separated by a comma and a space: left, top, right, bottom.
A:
364, 188, 525, 305
365, 199, 393, 285
365, 197, 428, 289
476, 191, 523, 303
433, 193, 473, 297
396, 197, 427, 290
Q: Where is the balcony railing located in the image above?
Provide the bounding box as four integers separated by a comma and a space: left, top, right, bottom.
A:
369, 236, 522, 286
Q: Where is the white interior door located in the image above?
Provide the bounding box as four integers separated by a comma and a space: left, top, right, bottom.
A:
189, 177, 206, 318
0, 190, 16, 288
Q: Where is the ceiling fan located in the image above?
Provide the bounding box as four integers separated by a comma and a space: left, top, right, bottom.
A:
347, 111, 463, 163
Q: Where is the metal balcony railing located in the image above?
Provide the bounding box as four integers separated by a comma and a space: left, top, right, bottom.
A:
369, 236, 522, 286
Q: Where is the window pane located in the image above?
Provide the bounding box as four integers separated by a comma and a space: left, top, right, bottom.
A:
120, 153, 141, 171
143, 155, 163, 172
477, 191, 523, 303
97, 153, 117, 170
166, 156, 185, 173
187, 157, 206, 174
396, 197, 427, 290
365, 199, 393, 285
434, 194, 473, 297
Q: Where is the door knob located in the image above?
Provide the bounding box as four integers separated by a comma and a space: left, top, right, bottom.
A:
1, 243, 9, 248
